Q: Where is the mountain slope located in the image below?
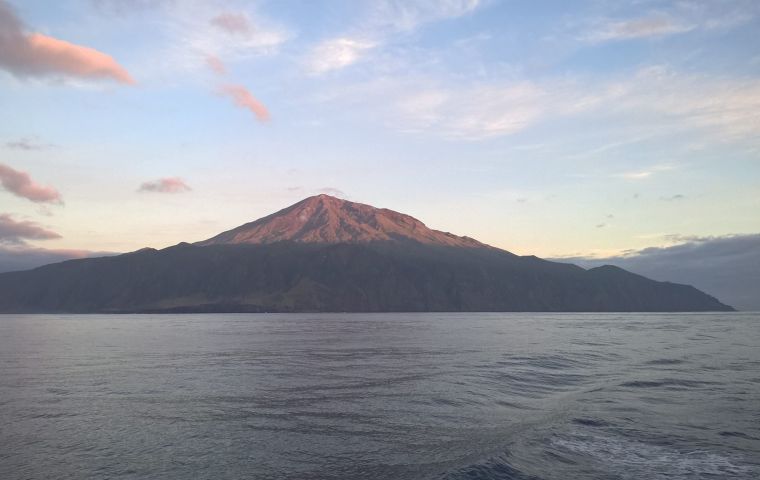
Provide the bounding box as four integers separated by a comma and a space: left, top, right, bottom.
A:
198, 194, 486, 248
0, 195, 734, 313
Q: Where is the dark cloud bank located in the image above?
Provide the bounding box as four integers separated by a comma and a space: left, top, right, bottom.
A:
554, 234, 760, 311
0, 246, 114, 274
0, 214, 113, 273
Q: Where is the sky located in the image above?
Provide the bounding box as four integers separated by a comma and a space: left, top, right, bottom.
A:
1, 0, 759, 299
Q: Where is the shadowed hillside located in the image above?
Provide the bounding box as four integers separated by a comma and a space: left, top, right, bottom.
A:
0, 195, 733, 313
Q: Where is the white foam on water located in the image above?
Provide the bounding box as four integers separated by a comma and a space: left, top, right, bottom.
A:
552, 431, 755, 479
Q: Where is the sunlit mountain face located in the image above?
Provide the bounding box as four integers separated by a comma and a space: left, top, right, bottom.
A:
198, 194, 486, 248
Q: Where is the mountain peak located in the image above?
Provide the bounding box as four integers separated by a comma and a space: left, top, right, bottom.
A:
197, 194, 487, 248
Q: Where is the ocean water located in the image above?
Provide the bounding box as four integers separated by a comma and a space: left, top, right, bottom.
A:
0, 313, 758, 480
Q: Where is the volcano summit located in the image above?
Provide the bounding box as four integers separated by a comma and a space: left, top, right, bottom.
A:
198, 194, 485, 248
0, 195, 732, 313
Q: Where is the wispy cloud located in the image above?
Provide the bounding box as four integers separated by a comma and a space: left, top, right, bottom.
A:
365, 0, 482, 33
384, 74, 627, 140
0, 213, 61, 245
5, 137, 54, 150
218, 84, 270, 122
315, 187, 346, 198
163, 3, 289, 72
396, 83, 550, 139
660, 194, 685, 201
138, 177, 192, 194
580, 1, 758, 44
205, 54, 226, 75
609, 66, 760, 143
205, 55, 269, 122
210, 12, 252, 35
0, 0, 134, 84
305, 0, 481, 75
287, 186, 347, 198
306, 38, 376, 75
585, 16, 694, 43
0, 163, 62, 204
614, 164, 676, 180
334, 65, 760, 142
91, 0, 170, 15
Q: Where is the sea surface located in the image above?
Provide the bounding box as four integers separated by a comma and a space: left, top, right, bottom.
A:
1, 313, 758, 479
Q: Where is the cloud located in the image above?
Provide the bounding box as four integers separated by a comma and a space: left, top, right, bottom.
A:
305, 0, 481, 75
586, 16, 694, 43
614, 164, 676, 180
206, 54, 226, 75
5, 137, 54, 150
0, 0, 134, 84
210, 12, 252, 35
0, 163, 62, 204
580, 2, 758, 44
660, 194, 685, 201
91, 0, 169, 15
395, 82, 550, 139
389, 75, 618, 140
310, 75, 612, 140
365, 0, 482, 33
0, 245, 113, 273
553, 234, 760, 311
0, 214, 61, 245
618, 171, 653, 180
218, 84, 270, 122
341, 65, 760, 142
93, 2, 288, 76
616, 66, 760, 142
306, 38, 376, 75
138, 177, 191, 193
315, 187, 346, 198
164, 3, 289, 72
288, 186, 346, 197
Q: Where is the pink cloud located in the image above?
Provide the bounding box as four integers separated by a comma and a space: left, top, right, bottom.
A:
219, 84, 270, 122
210, 12, 251, 35
0, 213, 61, 244
138, 177, 192, 194
206, 55, 226, 75
0, 1, 134, 84
0, 163, 62, 204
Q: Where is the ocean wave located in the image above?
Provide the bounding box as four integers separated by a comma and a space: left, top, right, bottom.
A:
551, 430, 756, 479
438, 453, 541, 480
